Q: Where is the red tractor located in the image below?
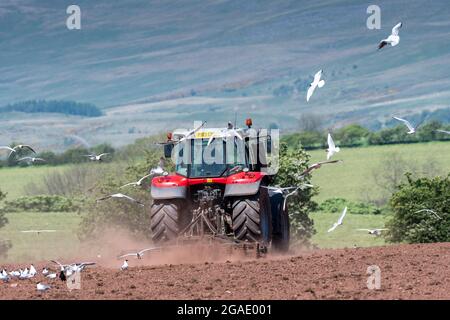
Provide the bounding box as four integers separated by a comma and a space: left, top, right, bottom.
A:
150, 120, 289, 253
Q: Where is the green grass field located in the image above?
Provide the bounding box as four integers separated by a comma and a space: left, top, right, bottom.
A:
0, 211, 82, 263
0, 165, 69, 200
1, 141, 449, 261
310, 212, 388, 248
307, 141, 450, 203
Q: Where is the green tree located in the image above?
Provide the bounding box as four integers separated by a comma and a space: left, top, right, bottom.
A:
271, 143, 318, 245
335, 124, 370, 146
386, 173, 450, 243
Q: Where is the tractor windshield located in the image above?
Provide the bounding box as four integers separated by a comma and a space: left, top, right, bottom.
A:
175, 139, 248, 178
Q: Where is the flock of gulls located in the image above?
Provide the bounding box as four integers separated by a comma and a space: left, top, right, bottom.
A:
0, 20, 449, 293
0, 261, 95, 291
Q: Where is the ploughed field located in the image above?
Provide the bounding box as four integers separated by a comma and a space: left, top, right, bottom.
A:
0, 243, 448, 300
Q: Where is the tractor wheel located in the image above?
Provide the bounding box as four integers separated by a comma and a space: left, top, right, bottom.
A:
272, 209, 290, 252
150, 200, 182, 243
231, 190, 272, 244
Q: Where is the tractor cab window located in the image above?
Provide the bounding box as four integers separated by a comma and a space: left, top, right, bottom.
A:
175, 139, 248, 178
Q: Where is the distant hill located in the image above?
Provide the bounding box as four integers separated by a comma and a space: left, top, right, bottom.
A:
0, 100, 103, 118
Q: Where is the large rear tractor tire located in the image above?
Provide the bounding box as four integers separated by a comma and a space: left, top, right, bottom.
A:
150, 200, 182, 243
231, 190, 272, 244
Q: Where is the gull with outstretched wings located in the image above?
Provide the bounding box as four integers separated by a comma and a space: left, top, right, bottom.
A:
262, 184, 313, 210
307, 70, 325, 102
415, 209, 441, 219
18, 157, 46, 164
117, 247, 160, 260
120, 173, 154, 189
84, 153, 109, 161
357, 228, 388, 236
392, 116, 420, 134
298, 160, 342, 178
326, 133, 340, 160
97, 193, 145, 206
1, 144, 36, 158
435, 129, 450, 135
327, 207, 348, 233
378, 22, 402, 49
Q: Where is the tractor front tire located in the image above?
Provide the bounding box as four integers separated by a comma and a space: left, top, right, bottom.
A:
150, 200, 182, 243
231, 191, 272, 244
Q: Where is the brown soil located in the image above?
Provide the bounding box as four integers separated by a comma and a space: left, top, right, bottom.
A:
0, 243, 449, 300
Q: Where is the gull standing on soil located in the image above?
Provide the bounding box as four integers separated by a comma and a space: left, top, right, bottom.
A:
0, 269, 9, 282
327, 207, 348, 233
307, 70, 325, 102
326, 133, 340, 160
121, 260, 129, 271
42, 268, 49, 275
84, 153, 109, 161
36, 282, 51, 291
9, 270, 20, 277
29, 264, 37, 276
392, 116, 419, 134
378, 22, 402, 50
415, 209, 441, 219
96, 193, 145, 207
118, 248, 159, 260
357, 228, 389, 236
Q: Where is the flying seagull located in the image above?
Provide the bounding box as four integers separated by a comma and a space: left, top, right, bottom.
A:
118, 247, 160, 260
415, 209, 441, 219
157, 121, 207, 146
326, 133, 340, 160
435, 129, 450, 135
149, 158, 166, 176
298, 160, 342, 178
327, 207, 348, 233
357, 228, 388, 236
378, 22, 402, 49
21, 229, 58, 235
392, 116, 419, 134
120, 173, 154, 189
96, 193, 145, 207
84, 153, 109, 161
262, 185, 313, 210
18, 157, 46, 164
307, 70, 325, 102
0, 145, 36, 158
207, 125, 243, 146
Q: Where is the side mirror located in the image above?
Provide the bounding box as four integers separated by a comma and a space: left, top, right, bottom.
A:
164, 144, 174, 158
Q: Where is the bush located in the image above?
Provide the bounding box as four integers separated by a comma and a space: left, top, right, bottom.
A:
318, 198, 383, 215
2, 195, 82, 212
78, 153, 164, 240
386, 173, 450, 243
271, 143, 318, 245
